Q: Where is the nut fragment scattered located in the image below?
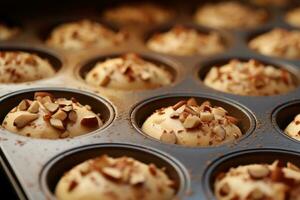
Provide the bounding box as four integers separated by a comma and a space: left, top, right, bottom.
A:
160, 130, 177, 144
27, 101, 39, 113
13, 113, 39, 128
18, 100, 28, 111
52, 110, 67, 121
68, 110, 77, 122
183, 115, 201, 129
44, 102, 59, 113
102, 167, 122, 180
248, 165, 270, 179
50, 118, 65, 130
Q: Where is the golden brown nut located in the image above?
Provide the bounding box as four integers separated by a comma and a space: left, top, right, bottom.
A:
204, 59, 296, 96
2, 92, 103, 139
142, 98, 242, 147
55, 155, 175, 200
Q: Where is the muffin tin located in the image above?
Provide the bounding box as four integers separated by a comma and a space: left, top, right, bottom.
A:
1, 0, 300, 199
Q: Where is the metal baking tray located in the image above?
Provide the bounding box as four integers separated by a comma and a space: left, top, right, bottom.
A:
1, 0, 300, 199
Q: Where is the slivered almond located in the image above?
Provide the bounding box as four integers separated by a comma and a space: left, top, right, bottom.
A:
183, 115, 201, 129
28, 101, 39, 113
129, 173, 145, 185
44, 102, 59, 113
50, 118, 65, 130
187, 98, 198, 107
14, 113, 39, 128
62, 105, 73, 112
172, 100, 187, 111
81, 116, 99, 127
160, 130, 177, 144
100, 76, 110, 86
52, 109, 67, 121
18, 100, 29, 111
34, 92, 54, 100
56, 99, 72, 106
248, 165, 270, 179
184, 105, 198, 115
102, 167, 122, 180
41, 96, 53, 104
212, 107, 227, 117
200, 112, 214, 122
213, 126, 226, 141
68, 111, 77, 122
179, 112, 189, 123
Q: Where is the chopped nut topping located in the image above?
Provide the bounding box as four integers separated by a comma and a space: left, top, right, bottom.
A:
13, 113, 39, 128
81, 116, 99, 128
34, 92, 54, 100
248, 165, 270, 179
44, 102, 59, 113
287, 162, 300, 172
68, 111, 78, 122
62, 105, 73, 112
18, 100, 29, 111
129, 173, 145, 185
200, 112, 214, 122
27, 101, 39, 113
50, 118, 65, 130
56, 99, 72, 106
183, 115, 201, 129
160, 130, 177, 144
52, 109, 67, 121
213, 125, 226, 141
172, 100, 187, 111
102, 167, 122, 180
187, 98, 198, 107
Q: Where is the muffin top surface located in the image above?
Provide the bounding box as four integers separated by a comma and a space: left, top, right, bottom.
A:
55, 155, 175, 200
214, 161, 300, 200
0, 23, 19, 40
147, 25, 225, 56
2, 92, 103, 139
249, 28, 300, 59
103, 3, 173, 25
284, 114, 300, 141
0, 51, 55, 83
204, 59, 296, 96
142, 98, 242, 147
286, 8, 300, 28
85, 53, 173, 90
46, 19, 126, 50
194, 2, 268, 29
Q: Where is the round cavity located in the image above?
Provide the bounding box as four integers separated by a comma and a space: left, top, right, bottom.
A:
0, 46, 62, 72
203, 148, 300, 199
272, 100, 300, 143
144, 23, 230, 56
77, 52, 178, 90
131, 94, 255, 147
40, 143, 189, 199
198, 56, 300, 96
0, 87, 114, 139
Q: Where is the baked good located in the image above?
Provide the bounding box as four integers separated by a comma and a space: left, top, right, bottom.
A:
0, 51, 55, 83
249, 28, 300, 59
214, 161, 300, 200
103, 3, 173, 25
2, 92, 102, 139
204, 59, 296, 96
284, 114, 300, 141
286, 8, 300, 28
85, 53, 173, 90
46, 19, 125, 50
194, 2, 267, 29
142, 98, 242, 147
0, 23, 19, 40
147, 25, 225, 56
250, 0, 290, 7
55, 155, 175, 200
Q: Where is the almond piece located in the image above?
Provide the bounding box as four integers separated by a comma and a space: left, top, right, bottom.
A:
172, 100, 187, 111
81, 116, 99, 128
184, 106, 198, 116
50, 118, 65, 130
14, 113, 39, 128
187, 98, 198, 107
41, 96, 53, 104
52, 109, 67, 121
179, 112, 189, 123
27, 101, 40, 113
212, 107, 227, 117
102, 167, 122, 180
183, 115, 201, 129
160, 130, 177, 144
248, 165, 270, 179
18, 100, 29, 111
62, 105, 73, 112
68, 111, 77, 122
213, 126, 226, 141
287, 162, 300, 172
34, 92, 54, 100
200, 112, 214, 122
129, 173, 145, 185
44, 102, 59, 113
140, 71, 151, 81
56, 99, 72, 106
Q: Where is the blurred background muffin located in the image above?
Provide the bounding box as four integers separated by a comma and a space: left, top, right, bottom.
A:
0, 22, 19, 40
102, 3, 173, 25
142, 98, 242, 147
249, 28, 300, 59
0, 51, 55, 83
55, 155, 176, 200
194, 1, 268, 29
250, 0, 291, 7
85, 53, 173, 90
46, 19, 126, 50
203, 59, 296, 96
146, 25, 225, 56
286, 8, 300, 28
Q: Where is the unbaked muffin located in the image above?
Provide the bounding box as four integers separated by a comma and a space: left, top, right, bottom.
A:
204, 59, 296, 96
103, 3, 173, 25
214, 161, 300, 200
55, 155, 176, 200
2, 92, 102, 139
249, 28, 300, 59
0, 23, 19, 40
142, 98, 242, 147
284, 114, 300, 141
250, 0, 290, 7
147, 25, 225, 56
0, 51, 55, 83
194, 2, 268, 29
85, 53, 173, 90
286, 8, 300, 28
46, 20, 126, 50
